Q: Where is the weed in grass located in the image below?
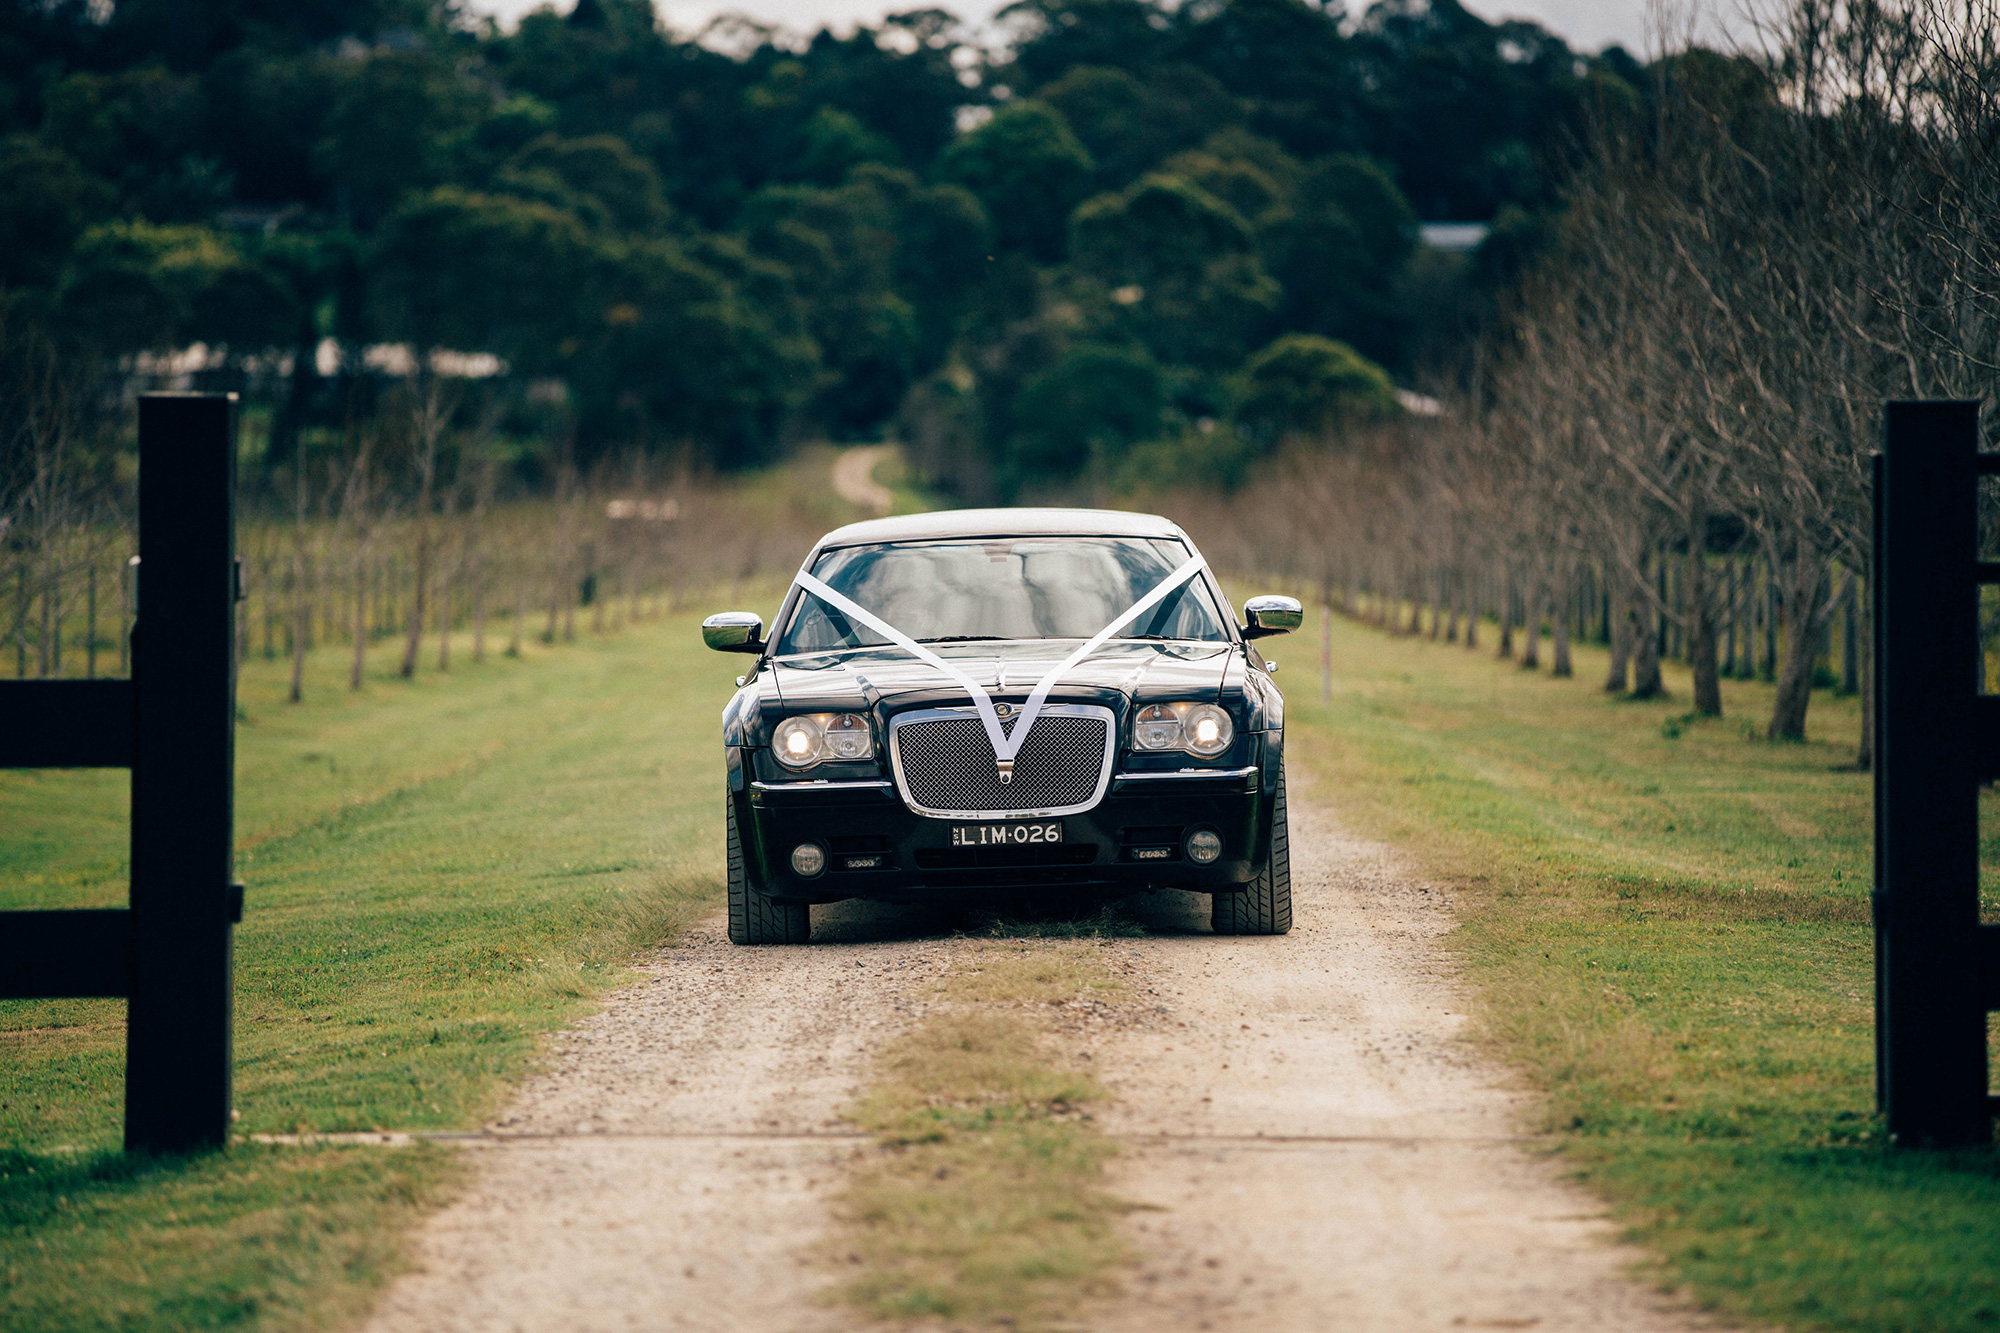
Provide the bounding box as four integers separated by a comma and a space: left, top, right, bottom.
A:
832, 946, 1135, 1329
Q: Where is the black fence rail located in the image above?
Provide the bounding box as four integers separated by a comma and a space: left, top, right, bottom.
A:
0, 393, 241, 1154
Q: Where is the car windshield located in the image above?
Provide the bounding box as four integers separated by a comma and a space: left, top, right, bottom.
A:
775, 536, 1230, 655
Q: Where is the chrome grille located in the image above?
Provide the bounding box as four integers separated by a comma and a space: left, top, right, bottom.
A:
891, 705, 1114, 817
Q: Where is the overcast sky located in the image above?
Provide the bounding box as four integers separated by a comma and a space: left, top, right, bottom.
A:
469, 0, 1661, 56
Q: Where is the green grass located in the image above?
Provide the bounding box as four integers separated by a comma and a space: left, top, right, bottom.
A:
2, 603, 763, 1330
1262, 610, 2000, 1332
832, 944, 1134, 1330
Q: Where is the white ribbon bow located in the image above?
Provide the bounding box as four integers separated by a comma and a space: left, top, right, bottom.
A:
791, 554, 1210, 767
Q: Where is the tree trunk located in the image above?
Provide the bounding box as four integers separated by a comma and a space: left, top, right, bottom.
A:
400, 533, 427, 678
436, 546, 452, 672
472, 553, 487, 664
1761, 563, 1779, 680
1464, 575, 1479, 649
1737, 560, 1755, 677
288, 551, 307, 704
349, 547, 369, 691
1630, 560, 1664, 698
1855, 572, 1874, 770
1605, 588, 1631, 691
1722, 560, 1737, 676
1551, 566, 1573, 678
1521, 581, 1542, 669
1687, 542, 1721, 716
1840, 569, 1859, 693
543, 554, 560, 644
1497, 567, 1514, 659
1768, 555, 1831, 740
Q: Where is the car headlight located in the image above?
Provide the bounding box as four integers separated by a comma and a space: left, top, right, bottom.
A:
772, 713, 874, 768
1182, 704, 1233, 756
1131, 702, 1235, 757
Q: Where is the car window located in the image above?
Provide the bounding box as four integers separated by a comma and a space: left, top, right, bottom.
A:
777, 536, 1229, 654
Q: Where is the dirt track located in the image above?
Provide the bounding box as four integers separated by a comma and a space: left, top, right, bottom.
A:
359, 789, 1714, 1333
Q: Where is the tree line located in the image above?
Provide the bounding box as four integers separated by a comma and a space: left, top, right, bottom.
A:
0, 0, 1623, 501
1182, 0, 2000, 761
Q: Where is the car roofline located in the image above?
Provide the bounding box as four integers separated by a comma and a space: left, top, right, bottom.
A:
811, 507, 1190, 550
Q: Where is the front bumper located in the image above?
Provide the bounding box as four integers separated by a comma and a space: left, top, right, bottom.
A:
735, 758, 1273, 903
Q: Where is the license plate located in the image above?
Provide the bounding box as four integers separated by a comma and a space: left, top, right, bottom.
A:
950, 821, 1062, 847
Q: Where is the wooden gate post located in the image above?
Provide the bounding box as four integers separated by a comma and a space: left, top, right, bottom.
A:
0, 393, 240, 1154
126, 393, 240, 1154
1873, 399, 1995, 1147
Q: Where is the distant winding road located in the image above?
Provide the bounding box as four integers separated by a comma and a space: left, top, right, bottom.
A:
830, 444, 895, 515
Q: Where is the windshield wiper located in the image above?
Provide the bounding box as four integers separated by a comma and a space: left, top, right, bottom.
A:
916, 634, 1011, 643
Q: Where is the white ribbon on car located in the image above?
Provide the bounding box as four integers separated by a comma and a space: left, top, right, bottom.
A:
791, 554, 1209, 781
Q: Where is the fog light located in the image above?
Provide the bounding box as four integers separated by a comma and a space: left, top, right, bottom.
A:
1185, 829, 1223, 865
791, 843, 827, 877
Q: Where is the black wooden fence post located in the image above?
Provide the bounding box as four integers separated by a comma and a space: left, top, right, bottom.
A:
125, 394, 240, 1154
0, 392, 241, 1155
1873, 400, 1994, 1147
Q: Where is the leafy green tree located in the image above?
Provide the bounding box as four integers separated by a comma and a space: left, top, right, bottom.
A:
795, 106, 900, 184
57, 219, 293, 353
936, 103, 1093, 261
843, 164, 992, 364
1035, 64, 1236, 189
367, 188, 597, 369
198, 47, 339, 208
0, 136, 114, 290
1175, 0, 1358, 158
1159, 133, 1298, 228
579, 234, 822, 463
1069, 173, 1279, 369
1005, 342, 1164, 489
499, 133, 672, 234
1265, 153, 1416, 364
737, 177, 918, 431
320, 51, 482, 223
1232, 332, 1396, 447
1002, 0, 1178, 87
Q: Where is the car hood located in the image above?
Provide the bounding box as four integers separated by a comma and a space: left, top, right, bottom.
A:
767, 639, 1235, 716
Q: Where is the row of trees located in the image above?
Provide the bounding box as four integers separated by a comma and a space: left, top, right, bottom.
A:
2, 376, 835, 693
1185, 0, 2000, 759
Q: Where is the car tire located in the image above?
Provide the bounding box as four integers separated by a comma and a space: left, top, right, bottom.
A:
726, 796, 811, 945
1211, 760, 1292, 936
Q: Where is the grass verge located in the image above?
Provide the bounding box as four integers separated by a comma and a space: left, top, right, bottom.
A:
832, 943, 1135, 1330
2, 602, 765, 1331
1262, 609, 2000, 1333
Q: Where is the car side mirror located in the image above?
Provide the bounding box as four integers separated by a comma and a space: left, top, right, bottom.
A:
702, 611, 765, 654
1241, 595, 1304, 639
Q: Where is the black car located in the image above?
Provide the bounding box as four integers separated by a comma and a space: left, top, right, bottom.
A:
702, 508, 1302, 944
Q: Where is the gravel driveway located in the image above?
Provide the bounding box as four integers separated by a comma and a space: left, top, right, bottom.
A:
359, 790, 1714, 1333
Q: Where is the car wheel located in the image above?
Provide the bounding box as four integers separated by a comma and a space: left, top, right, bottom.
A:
726, 795, 811, 945
1211, 760, 1292, 936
